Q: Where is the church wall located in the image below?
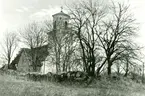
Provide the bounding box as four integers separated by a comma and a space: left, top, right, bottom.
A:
40, 56, 56, 74
17, 52, 32, 73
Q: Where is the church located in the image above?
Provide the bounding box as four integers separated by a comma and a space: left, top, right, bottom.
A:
9, 9, 71, 74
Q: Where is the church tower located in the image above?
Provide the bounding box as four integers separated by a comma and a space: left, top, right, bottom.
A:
52, 7, 70, 30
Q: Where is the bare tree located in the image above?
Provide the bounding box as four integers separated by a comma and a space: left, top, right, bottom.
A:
67, 0, 107, 76
1, 32, 19, 69
20, 21, 48, 72
44, 20, 77, 73
96, 3, 140, 76
67, 0, 142, 78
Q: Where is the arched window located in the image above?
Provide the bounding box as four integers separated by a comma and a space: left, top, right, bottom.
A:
65, 21, 68, 29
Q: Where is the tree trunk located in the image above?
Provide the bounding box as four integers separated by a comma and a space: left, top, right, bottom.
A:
56, 61, 60, 74
63, 62, 65, 72
107, 56, 112, 76
43, 61, 45, 74
32, 62, 37, 72
117, 64, 120, 76
96, 67, 101, 77
7, 58, 10, 69
124, 59, 129, 77
91, 64, 95, 77
107, 66, 111, 76
96, 59, 107, 76
142, 63, 144, 83
107, 63, 112, 76
87, 62, 95, 77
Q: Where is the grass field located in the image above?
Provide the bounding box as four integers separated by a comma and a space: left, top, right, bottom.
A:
0, 74, 145, 96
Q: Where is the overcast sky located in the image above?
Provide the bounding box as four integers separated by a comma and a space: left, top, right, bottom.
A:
0, 0, 145, 63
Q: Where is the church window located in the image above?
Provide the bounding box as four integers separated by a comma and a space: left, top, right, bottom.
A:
65, 21, 68, 29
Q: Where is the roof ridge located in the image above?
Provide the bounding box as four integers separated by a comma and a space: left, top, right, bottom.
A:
52, 11, 70, 18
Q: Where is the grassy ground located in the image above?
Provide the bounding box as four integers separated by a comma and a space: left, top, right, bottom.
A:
0, 74, 145, 96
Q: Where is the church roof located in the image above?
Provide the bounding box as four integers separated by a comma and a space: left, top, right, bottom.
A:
52, 11, 70, 18
9, 45, 49, 70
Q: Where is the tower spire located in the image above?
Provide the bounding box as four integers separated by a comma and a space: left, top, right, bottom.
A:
61, 6, 63, 12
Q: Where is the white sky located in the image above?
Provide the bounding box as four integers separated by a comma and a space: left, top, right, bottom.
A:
0, 0, 145, 64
